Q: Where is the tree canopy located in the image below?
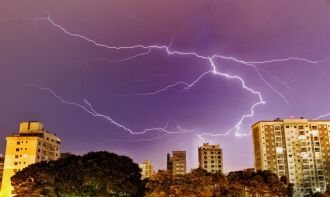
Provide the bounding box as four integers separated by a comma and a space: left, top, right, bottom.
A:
11, 151, 145, 197
146, 169, 289, 197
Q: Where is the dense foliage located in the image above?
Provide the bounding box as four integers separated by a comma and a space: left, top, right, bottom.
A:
146, 169, 289, 197
11, 151, 145, 197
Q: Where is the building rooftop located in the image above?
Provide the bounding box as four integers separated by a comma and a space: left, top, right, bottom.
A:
251, 117, 330, 127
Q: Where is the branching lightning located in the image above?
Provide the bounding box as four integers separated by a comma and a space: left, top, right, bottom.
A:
3, 8, 329, 139
26, 83, 196, 136
118, 81, 189, 97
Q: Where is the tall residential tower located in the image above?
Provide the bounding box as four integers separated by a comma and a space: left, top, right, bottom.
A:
1, 121, 61, 195
252, 118, 330, 196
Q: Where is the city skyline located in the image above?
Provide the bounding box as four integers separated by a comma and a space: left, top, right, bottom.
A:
1, 0, 330, 173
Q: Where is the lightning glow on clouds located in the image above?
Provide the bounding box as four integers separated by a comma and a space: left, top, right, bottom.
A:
3, 7, 329, 140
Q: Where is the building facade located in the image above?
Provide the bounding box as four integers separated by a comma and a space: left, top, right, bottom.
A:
139, 160, 155, 179
252, 118, 330, 196
167, 151, 186, 175
198, 143, 223, 173
0, 121, 61, 195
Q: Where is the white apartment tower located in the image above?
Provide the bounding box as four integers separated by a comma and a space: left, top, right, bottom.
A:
252, 118, 330, 196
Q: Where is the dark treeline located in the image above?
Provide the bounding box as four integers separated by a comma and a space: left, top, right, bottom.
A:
10, 151, 329, 197
145, 169, 290, 197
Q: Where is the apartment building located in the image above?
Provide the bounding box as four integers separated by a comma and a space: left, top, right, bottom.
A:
167, 151, 186, 175
252, 118, 330, 196
1, 121, 61, 195
198, 143, 223, 173
139, 160, 155, 179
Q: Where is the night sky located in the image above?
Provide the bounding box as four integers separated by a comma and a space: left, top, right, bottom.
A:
1, 0, 330, 172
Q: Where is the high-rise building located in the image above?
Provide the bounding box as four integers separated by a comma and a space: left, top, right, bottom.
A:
252, 118, 330, 196
167, 151, 186, 175
198, 143, 223, 173
139, 160, 155, 179
0, 121, 61, 195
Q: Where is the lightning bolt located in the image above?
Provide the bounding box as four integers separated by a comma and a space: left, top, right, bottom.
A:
83, 48, 152, 64
117, 81, 189, 97
3, 8, 328, 139
26, 83, 195, 135
313, 113, 330, 120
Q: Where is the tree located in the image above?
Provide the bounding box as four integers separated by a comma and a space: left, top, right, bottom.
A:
11, 151, 145, 197
146, 168, 214, 197
146, 170, 174, 197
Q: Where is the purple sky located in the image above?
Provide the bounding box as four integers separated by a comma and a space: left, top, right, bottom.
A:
1, 0, 330, 172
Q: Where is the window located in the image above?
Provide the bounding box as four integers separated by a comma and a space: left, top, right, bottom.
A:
14, 162, 18, 165
15, 155, 18, 158
16, 148, 19, 152
16, 142, 20, 145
